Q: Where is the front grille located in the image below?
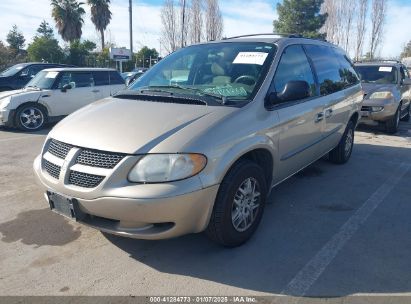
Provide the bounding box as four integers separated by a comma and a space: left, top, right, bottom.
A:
48, 139, 73, 159
68, 171, 105, 188
44, 159, 61, 179
361, 106, 372, 111
76, 149, 125, 169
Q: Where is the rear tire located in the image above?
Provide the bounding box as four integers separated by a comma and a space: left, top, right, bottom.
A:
205, 160, 267, 247
15, 103, 47, 131
329, 120, 355, 164
386, 104, 401, 134
400, 104, 410, 122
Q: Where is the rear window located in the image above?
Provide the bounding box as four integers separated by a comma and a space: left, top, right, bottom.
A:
109, 71, 125, 85
93, 71, 110, 86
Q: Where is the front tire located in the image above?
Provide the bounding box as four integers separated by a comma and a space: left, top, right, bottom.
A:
329, 120, 355, 164
400, 104, 410, 122
205, 160, 267, 247
15, 104, 47, 131
386, 104, 401, 134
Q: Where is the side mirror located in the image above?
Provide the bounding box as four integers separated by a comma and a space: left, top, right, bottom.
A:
265, 80, 311, 106
61, 83, 72, 92
402, 78, 411, 86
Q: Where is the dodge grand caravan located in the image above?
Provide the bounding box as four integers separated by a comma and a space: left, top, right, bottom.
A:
33, 35, 363, 247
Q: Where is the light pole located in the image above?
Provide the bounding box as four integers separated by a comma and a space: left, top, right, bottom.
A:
181, 0, 186, 48
129, 0, 133, 55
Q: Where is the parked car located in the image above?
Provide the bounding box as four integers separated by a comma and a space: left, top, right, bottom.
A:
33, 34, 363, 247
355, 61, 411, 133
0, 68, 125, 131
126, 71, 145, 86
0, 62, 74, 92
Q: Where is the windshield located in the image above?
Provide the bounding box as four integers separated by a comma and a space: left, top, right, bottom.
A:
0, 63, 27, 77
355, 65, 398, 84
25, 70, 59, 89
128, 42, 277, 105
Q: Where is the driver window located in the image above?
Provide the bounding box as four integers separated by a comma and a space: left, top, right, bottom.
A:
400, 67, 406, 80
273, 45, 316, 97
57, 72, 94, 89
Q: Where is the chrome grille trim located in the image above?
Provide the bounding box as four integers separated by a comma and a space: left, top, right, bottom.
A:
48, 139, 73, 159
75, 149, 126, 169
68, 171, 105, 188
43, 159, 61, 179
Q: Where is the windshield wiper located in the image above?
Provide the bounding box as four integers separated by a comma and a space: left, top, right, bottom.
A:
140, 85, 229, 104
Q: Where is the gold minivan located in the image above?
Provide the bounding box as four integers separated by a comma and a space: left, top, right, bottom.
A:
33, 34, 363, 247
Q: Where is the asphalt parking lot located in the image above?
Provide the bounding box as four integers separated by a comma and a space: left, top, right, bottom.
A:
0, 120, 410, 298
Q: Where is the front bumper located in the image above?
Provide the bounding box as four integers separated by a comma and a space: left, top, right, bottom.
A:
0, 108, 11, 126
33, 154, 219, 240
359, 100, 398, 124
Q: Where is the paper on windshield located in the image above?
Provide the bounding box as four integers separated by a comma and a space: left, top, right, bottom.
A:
379, 67, 393, 72
233, 52, 268, 65
45, 72, 59, 78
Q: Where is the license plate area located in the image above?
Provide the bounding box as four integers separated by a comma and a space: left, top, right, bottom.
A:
48, 192, 83, 220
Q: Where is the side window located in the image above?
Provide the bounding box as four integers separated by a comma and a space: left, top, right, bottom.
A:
56, 72, 94, 89
273, 45, 316, 97
335, 51, 360, 87
304, 45, 345, 95
400, 67, 406, 80
109, 71, 125, 85
404, 67, 410, 78
93, 71, 110, 86
21, 65, 43, 78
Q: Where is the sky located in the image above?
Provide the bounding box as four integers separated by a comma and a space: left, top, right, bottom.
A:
0, 0, 410, 58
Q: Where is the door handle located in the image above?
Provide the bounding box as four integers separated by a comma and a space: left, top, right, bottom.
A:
325, 108, 333, 118
92, 89, 100, 93
315, 112, 324, 123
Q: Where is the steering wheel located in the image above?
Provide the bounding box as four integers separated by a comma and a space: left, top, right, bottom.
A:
234, 75, 257, 86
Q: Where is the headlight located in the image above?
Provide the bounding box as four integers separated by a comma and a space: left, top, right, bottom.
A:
369, 91, 393, 99
0, 97, 11, 109
371, 106, 384, 112
128, 154, 207, 183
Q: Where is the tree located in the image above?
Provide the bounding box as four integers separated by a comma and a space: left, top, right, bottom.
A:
369, 0, 387, 59
273, 0, 327, 39
66, 39, 96, 66
355, 0, 368, 61
37, 20, 54, 39
161, 0, 179, 53
87, 0, 112, 50
189, 0, 203, 44
0, 41, 13, 70
6, 25, 25, 52
401, 41, 411, 59
51, 0, 86, 43
205, 0, 223, 41
135, 46, 159, 67
27, 37, 64, 63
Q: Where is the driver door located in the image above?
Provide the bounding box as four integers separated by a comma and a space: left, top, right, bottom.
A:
48, 71, 97, 116
272, 45, 325, 182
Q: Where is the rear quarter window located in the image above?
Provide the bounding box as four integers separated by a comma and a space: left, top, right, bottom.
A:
109, 71, 125, 85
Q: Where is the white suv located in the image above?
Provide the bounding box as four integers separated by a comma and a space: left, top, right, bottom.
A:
0, 68, 125, 131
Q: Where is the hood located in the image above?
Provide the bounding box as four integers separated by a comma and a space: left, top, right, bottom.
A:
50, 97, 235, 154
361, 83, 396, 95
0, 88, 43, 102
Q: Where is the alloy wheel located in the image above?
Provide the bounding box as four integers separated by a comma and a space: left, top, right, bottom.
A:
231, 177, 261, 232
19, 107, 44, 130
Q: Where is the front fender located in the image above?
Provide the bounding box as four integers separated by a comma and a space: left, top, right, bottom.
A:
198, 134, 278, 189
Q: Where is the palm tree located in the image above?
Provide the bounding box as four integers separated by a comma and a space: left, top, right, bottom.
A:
51, 0, 85, 43
87, 0, 112, 50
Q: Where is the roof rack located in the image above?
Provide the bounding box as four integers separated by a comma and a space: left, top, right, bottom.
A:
223, 33, 303, 40
355, 59, 401, 64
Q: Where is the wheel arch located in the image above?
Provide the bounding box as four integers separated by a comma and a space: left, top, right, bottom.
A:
13, 102, 49, 126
